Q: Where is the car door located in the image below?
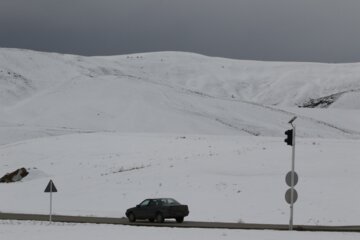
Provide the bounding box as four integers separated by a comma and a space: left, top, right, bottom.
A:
146, 199, 159, 218
135, 199, 150, 219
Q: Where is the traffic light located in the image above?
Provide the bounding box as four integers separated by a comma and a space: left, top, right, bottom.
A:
284, 129, 293, 146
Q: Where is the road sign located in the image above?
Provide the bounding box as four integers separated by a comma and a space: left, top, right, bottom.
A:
44, 180, 57, 193
44, 180, 57, 222
285, 188, 298, 204
285, 171, 298, 187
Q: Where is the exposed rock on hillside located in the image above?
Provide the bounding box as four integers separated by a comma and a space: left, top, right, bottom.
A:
0, 168, 29, 183
299, 93, 343, 108
299, 89, 360, 108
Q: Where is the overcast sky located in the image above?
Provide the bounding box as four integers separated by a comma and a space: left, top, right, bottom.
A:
1, 0, 360, 62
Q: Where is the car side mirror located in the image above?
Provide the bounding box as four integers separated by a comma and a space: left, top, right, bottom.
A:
136, 205, 140, 208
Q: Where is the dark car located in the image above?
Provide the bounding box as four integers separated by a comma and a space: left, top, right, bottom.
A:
125, 198, 189, 223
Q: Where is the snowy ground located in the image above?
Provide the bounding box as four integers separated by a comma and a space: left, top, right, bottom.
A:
1, 220, 360, 240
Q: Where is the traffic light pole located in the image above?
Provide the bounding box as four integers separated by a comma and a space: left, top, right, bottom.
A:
289, 124, 296, 230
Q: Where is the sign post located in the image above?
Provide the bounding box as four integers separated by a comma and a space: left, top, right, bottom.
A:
284, 116, 298, 231
44, 180, 58, 222
289, 125, 296, 230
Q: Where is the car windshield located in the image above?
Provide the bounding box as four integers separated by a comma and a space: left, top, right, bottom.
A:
139, 199, 150, 207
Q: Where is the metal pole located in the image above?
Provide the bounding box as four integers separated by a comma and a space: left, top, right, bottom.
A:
50, 181, 52, 223
289, 125, 296, 230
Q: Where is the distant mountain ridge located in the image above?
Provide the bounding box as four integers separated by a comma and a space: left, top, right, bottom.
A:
1, 48, 360, 109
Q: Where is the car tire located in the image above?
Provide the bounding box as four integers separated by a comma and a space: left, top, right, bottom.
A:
149, 218, 155, 222
156, 213, 164, 223
128, 213, 136, 222
175, 217, 184, 223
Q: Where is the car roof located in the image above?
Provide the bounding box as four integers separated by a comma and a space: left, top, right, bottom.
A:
148, 198, 175, 200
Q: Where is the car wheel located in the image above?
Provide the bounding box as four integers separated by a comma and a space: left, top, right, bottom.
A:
155, 213, 164, 223
128, 213, 136, 222
175, 217, 184, 223
149, 218, 155, 222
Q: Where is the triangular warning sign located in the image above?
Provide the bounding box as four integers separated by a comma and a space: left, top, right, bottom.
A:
44, 180, 58, 193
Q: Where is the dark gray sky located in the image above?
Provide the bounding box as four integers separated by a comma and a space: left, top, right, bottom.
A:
1, 0, 360, 62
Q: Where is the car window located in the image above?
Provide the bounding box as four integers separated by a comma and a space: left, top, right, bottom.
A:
139, 199, 150, 207
167, 198, 180, 205
159, 198, 180, 206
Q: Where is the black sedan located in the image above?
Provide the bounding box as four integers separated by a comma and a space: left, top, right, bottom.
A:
126, 198, 189, 223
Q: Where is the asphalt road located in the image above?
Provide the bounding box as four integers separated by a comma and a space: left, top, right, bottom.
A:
1, 212, 360, 232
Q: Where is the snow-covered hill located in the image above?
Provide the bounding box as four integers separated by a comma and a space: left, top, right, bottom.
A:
2, 48, 360, 109
1, 48, 360, 144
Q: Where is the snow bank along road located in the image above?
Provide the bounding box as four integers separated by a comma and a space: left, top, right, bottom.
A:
1, 212, 360, 232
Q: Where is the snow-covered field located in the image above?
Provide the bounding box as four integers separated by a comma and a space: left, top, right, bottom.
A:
1, 48, 360, 239
1, 133, 360, 225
